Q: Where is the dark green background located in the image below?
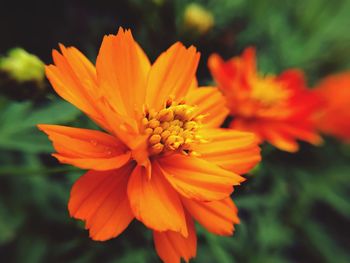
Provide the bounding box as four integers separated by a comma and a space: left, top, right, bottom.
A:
0, 0, 350, 262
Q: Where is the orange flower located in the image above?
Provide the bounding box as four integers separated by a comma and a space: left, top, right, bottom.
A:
208, 47, 322, 152
313, 72, 350, 142
38, 28, 261, 263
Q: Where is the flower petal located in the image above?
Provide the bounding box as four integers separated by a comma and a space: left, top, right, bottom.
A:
38, 125, 131, 170
46, 45, 110, 131
277, 69, 306, 91
314, 71, 350, 141
146, 42, 200, 110
158, 154, 245, 202
208, 53, 242, 94
186, 87, 229, 128
182, 197, 239, 236
195, 128, 261, 174
127, 165, 188, 236
275, 122, 322, 146
96, 27, 150, 121
259, 124, 299, 152
153, 214, 196, 263
68, 165, 134, 241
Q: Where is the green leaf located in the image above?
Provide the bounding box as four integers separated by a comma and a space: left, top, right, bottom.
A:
0, 99, 80, 153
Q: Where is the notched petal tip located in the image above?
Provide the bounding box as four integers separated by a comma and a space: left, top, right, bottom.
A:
183, 197, 240, 236
243, 46, 256, 56
37, 123, 46, 131
153, 214, 197, 263
127, 165, 188, 236
68, 168, 134, 242
208, 53, 220, 64
207, 54, 226, 79
58, 43, 66, 52
159, 154, 241, 202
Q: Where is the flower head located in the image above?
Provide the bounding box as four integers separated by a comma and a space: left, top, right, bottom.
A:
38, 28, 261, 263
208, 47, 322, 152
183, 3, 214, 35
313, 72, 350, 142
0, 48, 45, 83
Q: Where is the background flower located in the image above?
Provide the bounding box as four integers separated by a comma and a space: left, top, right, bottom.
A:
208, 47, 322, 152
313, 72, 350, 142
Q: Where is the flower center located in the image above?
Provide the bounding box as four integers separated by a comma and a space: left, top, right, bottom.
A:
142, 98, 205, 156
250, 75, 290, 106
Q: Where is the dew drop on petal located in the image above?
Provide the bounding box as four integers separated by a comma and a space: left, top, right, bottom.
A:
90, 139, 98, 146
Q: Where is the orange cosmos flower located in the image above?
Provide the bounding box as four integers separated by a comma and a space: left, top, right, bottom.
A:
313, 72, 350, 142
38, 28, 261, 263
208, 47, 322, 152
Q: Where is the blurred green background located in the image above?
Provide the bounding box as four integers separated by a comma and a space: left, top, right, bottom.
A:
0, 0, 350, 262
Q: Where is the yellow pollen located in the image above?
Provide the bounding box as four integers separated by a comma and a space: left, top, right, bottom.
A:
149, 134, 162, 145
157, 108, 174, 122
143, 98, 205, 156
149, 143, 164, 155
145, 127, 153, 135
148, 119, 160, 129
161, 121, 170, 130
153, 126, 163, 134
250, 75, 291, 106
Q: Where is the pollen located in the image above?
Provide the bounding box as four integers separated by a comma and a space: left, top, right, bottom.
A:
143, 98, 205, 156
250, 75, 291, 106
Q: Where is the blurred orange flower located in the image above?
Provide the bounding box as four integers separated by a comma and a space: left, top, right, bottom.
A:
313, 72, 350, 142
38, 28, 261, 263
208, 47, 322, 152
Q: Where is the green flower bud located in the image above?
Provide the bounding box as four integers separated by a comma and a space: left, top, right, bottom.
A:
183, 3, 214, 35
0, 48, 45, 83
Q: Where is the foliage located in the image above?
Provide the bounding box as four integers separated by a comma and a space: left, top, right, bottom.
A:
0, 0, 349, 262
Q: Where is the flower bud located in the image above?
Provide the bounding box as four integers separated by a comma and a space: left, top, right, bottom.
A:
183, 3, 214, 35
0, 48, 45, 83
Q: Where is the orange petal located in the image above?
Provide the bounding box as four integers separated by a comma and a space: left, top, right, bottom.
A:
153, 214, 196, 263
68, 165, 134, 241
46, 45, 111, 131
208, 49, 258, 110
146, 42, 200, 110
241, 47, 257, 77
313, 71, 350, 142
135, 41, 152, 81
208, 53, 236, 95
127, 165, 188, 236
276, 123, 322, 146
158, 154, 245, 202
38, 124, 131, 170
229, 119, 302, 152
277, 69, 306, 91
186, 87, 229, 128
195, 128, 261, 174
182, 197, 239, 236
188, 78, 199, 91
259, 124, 299, 152
262, 122, 322, 152
96, 27, 150, 121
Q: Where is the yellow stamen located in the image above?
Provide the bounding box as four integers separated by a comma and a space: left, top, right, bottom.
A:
149, 143, 164, 155
149, 134, 161, 145
161, 121, 170, 130
148, 119, 160, 129
143, 98, 205, 156
145, 128, 153, 135
141, 117, 149, 126
157, 108, 174, 122
153, 126, 163, 135
250, 75, 291, 106
161, 130, 171, 141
